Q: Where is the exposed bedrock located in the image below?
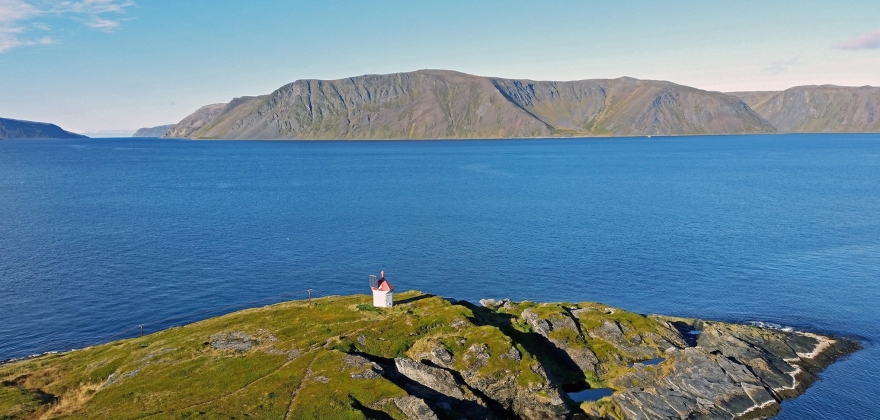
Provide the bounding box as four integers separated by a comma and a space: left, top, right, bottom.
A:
474, 299, 858, 420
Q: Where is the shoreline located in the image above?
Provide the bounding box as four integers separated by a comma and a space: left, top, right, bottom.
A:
169, 132, 880, 141
0, 294, 863, 420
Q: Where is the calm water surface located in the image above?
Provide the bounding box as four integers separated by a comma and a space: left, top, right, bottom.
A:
1, 135, 878, 418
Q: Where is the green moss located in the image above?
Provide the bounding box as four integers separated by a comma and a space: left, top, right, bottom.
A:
355, 304, 379, 312
0, 387, 42, 419
288, 351, 406, 419
581, 397, 625, 420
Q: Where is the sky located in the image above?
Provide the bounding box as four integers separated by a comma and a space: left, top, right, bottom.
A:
1, 0, 879, 134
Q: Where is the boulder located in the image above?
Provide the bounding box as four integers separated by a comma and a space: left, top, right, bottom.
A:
394, 357, 469, 400
394, 396, 440, 420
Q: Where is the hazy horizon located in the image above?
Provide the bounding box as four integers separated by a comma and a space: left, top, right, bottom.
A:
2, 0, 879, 133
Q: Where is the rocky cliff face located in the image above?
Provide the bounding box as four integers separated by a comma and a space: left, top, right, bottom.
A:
731, 85, 880, 132
164, 70, 776, 139
0, 293, 858, 420
132, 124, 176, 137
0, 117, 86, 140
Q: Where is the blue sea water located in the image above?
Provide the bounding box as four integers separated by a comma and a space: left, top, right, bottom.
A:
1, 135, 878, 418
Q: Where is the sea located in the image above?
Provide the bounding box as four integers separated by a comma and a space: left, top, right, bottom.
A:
1, 135, 878, 418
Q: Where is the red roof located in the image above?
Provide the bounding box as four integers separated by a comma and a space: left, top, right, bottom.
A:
371, 278, 395, 292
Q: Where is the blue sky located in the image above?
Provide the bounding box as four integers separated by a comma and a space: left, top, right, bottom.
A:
1, 0, 879, 134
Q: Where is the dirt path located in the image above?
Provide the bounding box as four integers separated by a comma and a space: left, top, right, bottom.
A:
136, 350, 316, 419
284, 354, 320, 420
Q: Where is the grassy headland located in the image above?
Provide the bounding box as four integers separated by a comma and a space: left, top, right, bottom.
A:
0, 292, 858, 419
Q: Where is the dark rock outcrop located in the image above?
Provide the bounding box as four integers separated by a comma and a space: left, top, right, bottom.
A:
394, 357, 478, 402
0, 117, 86, 139
601, 317, 858, 420
408, 330, 572, 419
611, 347, 780, 419
478, 301, 858, 420
394, 395, 440, 420
521, 308, 601, 374
391, 357, 496, 419
343, 353, 384, 379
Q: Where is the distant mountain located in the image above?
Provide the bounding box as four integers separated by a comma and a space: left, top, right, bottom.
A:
133, 124, 176, 137
490, 76, 773, 136
730, 85, 880, 133
0, 117, 86, 139
164, 70, 775, 140
82, 129, 135, 138
164, 102, 245, 138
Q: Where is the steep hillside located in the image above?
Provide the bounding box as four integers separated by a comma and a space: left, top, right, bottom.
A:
0, 292, 858, 419
0, 118, 86, 140
164, 70, 775, 140
165, 71, 548, 139
491, 77, 774, 136
132, 124, 176, 137
731, 85, 880, 132
163, 103, 229, 138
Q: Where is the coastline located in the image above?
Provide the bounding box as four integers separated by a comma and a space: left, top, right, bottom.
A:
0, 293, 861, 419
168, 131, 880, 141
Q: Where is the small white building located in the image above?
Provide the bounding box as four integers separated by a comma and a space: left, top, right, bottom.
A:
371, 270, 395, 308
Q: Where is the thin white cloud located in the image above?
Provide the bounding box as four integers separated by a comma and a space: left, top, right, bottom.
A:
0, 1, 38, 53
51, 0, 134, 15
0, 29, 24, 53
0, 26, 52, 53
0, 0, 40, 22
0, 0, 133, 52
84, 16, 119, 31
762, 55, 803, 75
834, 28, 880, 51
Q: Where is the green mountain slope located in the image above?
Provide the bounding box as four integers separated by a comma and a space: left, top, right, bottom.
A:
164, 70, 776, 140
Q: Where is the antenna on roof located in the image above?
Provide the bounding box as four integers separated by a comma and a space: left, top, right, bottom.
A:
370, 275, 378, 289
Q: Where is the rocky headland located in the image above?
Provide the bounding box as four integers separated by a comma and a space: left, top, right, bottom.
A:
132, 124, 176, 137
0, 292, 858, 419
0, 117, 86, 140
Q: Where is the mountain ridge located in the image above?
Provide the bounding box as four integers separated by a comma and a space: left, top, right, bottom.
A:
0, 117, 86, 140
164, 70, 778, 140
729, 85, 880, 133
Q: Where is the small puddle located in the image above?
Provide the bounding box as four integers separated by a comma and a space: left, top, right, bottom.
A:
629, 357, 665, 368
567, 388, 614, 402
688, 330, 702, 335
